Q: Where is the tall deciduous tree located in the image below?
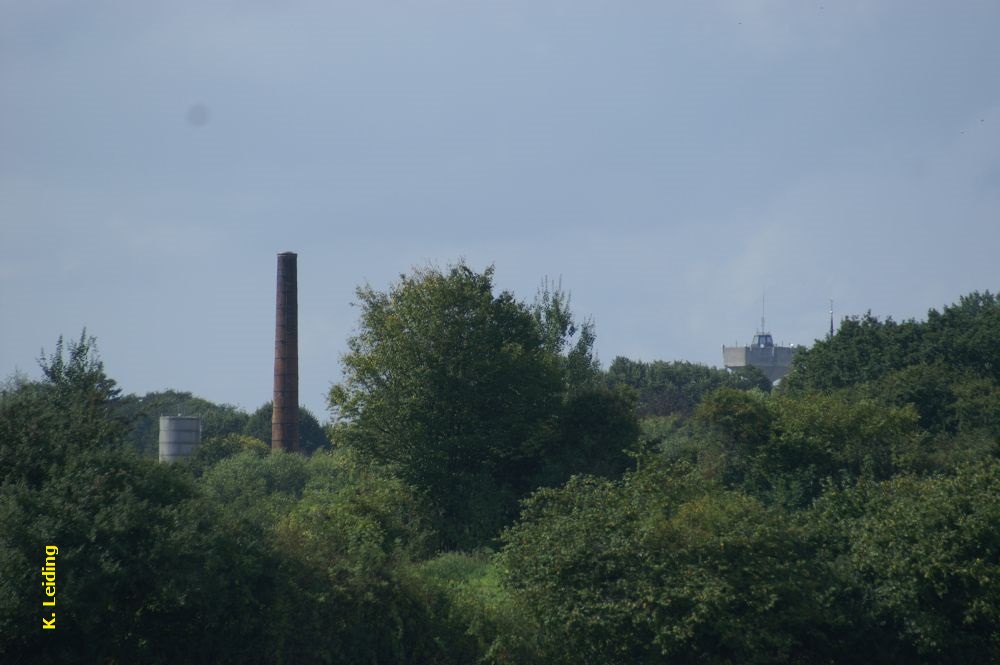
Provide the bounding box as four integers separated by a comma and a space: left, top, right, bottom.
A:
0, 332, 125, 488
330, 263, 564, 547
531, 277, 601, 391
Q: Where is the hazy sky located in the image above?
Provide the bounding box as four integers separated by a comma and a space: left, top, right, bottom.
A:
3, 1, 999, 419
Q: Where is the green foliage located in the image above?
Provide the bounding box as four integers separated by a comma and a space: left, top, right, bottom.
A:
607, 357, 771, 417
0, 449, 279, 664
119, 393, 331, 459
784, 313, 918, 391
329, 262, 630, 548
848, 462, 1000, 660
805, 462, 1000, 662
0, 350, 453, 664
532, 277, 601, 390
773, 393, 918, 479
297, 449, 439, 560
637, 415, 715, 470
185, 432, 269, 476
6, 288, 1000, 664
924, 291, 1000, 384
953, 375, 1000, 437
499, 463, 826, 664
858, 362, 1000, 442
260, 451, 442, 663
0, 333, 125, 488
243, 402, 331, 454
116, 389, 249, 458
402, 551, 543, 664
0, 355, 273, 663
198, 450, 311, 528
866, 363, 960, 434
37, 331, 122, 405
689, 388, 922, 507
694, 387, 774, 450
532, 385, 640, 488
786, 291, 1000, 392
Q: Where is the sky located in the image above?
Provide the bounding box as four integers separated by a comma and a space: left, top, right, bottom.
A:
2, 1, 999, 420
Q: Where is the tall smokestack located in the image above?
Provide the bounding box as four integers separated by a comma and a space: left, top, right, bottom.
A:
273, 252, 299, 452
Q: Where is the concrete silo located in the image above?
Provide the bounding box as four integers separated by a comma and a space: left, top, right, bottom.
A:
158, 415, 202, 463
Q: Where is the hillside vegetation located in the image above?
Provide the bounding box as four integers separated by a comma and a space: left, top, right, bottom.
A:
2, 267, 998, 664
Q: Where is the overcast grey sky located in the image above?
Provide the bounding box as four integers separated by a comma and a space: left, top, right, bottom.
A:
2, 1, 998, 418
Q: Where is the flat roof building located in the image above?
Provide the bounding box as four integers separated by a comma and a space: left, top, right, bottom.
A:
723, 331, 797, 383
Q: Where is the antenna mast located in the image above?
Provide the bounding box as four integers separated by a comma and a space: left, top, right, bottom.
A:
829, 299, 834, 338
760, 291, 766, 333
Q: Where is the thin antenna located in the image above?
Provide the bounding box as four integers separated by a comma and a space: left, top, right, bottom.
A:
829, 299, 834, 338
760, 291, 766, 333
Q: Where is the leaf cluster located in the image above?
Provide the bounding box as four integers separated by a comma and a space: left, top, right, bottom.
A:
329, 263, 637, 548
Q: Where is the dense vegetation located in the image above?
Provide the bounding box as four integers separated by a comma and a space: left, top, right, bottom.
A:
117, 391, 330, 457
2, 269, 998, 663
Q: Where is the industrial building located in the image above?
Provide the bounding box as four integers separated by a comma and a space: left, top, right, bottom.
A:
723, 332, 797, 383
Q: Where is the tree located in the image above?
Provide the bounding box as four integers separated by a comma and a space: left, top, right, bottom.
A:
810, 461, 1000, 662
923, 291, 1000, 383
499, 462, 828, 664
193, 449, 446, 664
0, 332, 125, 488
244, 402, 331, 454
762, 393, 919, 506
330, 263, 565, 547
532, 277, 601, 391
857, 465, 1000, 661
532, 385, 640, 488
0, 334, 275, 664
185, 433, 269, 476
0, 447, 280, 664
265, 451, 443, 663
783, 312, 911, 392
607, 357, 771, 418
867, 363, 960, 434
116, 390, 249, 458
785, 291, 1000, 392
954, 376, 1000, 437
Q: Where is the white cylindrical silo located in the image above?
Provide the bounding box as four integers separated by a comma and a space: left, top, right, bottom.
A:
158, 416, 202, 463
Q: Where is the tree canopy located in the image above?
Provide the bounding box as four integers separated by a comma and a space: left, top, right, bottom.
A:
785, 291, 1000, 393
5, 282, 1000, 664
607, 356, 771, 417
330, 263, 636, 547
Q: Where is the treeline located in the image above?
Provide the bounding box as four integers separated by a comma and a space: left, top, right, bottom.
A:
115, 389, 331, 457
606, 356, 772, 416
1, 269, 998, 663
